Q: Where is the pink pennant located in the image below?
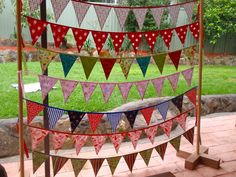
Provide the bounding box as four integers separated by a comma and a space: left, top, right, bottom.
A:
30, 127, 48, 150
38, 75, 58, 100
118, 82, 133, 101
52, 132, 68, 153
26, 100, 45, 124
151, 7, 164, 27
92, 31, 108, 54
72, 1, 90, 26
140, 107, 154, 125
50, 24, 69, 48
91, 136, 107, 154
114, 8, 130, 29
167, 73, 180, 92
127, 130, 142, 149
60, 79, 78, 102
87, 114, 104, 132
168, 50, 182, 70
144, 31, 159, 52
182, 68, 194, 86
72, 135, 88, 155
133, 8, 147, 29
175, 25, 188, 45
135, 80, 149, 99
128, 33, 143, 53
94, 5, 111, 29
80, 82, 97, 102
175, 112, 188, 130
109, 133, 126, 153
186, 88, 197, 106
189, 22, 200, 41
160, 29, 174, 49
151, 77, 165, 96
110, 32, 126, 54
28, 0, 43, 13
167, 5, 181, 25
27, 17, 48, 45
159, 120, 173, 137
144, 126, 158, 144
99, 83, 116, 102
183, 2, 195, 22
72, 28, 89, 52
51, 0, 70, 21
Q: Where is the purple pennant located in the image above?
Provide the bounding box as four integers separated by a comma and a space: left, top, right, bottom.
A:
99, 83, 116, 102
80, 82, 97, 102
167, 73, 180, 92
151, 77, 165, 96
172, 95, 184, 112
94, 5, 111, 29
68, 111, 85, 132
133, 8, 148, 29
182, 68, 194, 86
114, 8, 130, 29
51, 0, 70, 22
72, 1, 90, 26
38, 75, 58, 100
167, 5, 181, 26
135, 80, 149, 99
107, 113, 122, 132
156, 101, 169, 120
125, 110, 139, 129
28, 0, 43, 13
60, 80, 78, 102
183, 2, 195, 22
47, 107, 64, 129
151, 7, 164, 27
118, 82, 133, 101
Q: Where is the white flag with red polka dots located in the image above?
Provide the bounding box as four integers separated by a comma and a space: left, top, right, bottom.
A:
92, 31, 109, 54
160, 29, 174, 49
72, 28, 89, 52
144, 31, 159, 52
133, 8, 148, 30
51, 0, 70, 22
50, 24, 70, 48
175, 25, 188, 45
127, 33, 143, 53
72, 1, 90, 26
94, 5, 111, 29
189, 22, 200, 41
110, 32, 126, 54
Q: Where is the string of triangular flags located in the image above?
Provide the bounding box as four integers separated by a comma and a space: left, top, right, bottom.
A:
37, 67, 194, 102
31, 126, 195, 176
27, 16, 200, 53
28, 0, 196, 29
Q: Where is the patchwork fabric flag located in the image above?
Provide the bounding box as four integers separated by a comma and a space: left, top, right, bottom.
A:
128, 33, 143, 53
167, 72, 180, 92
52, 132, 68, 153
87, 113, 104, 132
186, 88, 197, 106
38, 75, 58, 100
51, 0, 70, 21
30, 127, 48, 150
160, 29, 174, 49
172, 94, 184, 112
109, 133, 126, 153
27, 17, 48, 45
125, 110, 139, 129
127, 130, 142, 149
159, 120, 173, 137
183, 127, 194, 144
136, 56, 151, 77
107, 156, 121, 175
175, 112, 188, 130
144, 126, 158, 144
28, 0, 43, 13
168, 50, 182, 70
110, 32, 126, 54
72, 135, 88, 155
114, 8, 130, 29
118, 82, 133, 101
155, 142, 168, 160
68, 111, 86, 132
52, 156, 68, 176
167, 4, 181, 25
50, 23, 69, 48
140, 107, 154, 125
135, 80, 149, 99
71, 159, 87, 177
60, 53, 78, 77
32, 151, 48, 173
92, 136, 107, 154
47, 107, 64, 129
189, 22, 200, 41
120, 59, 133, 79
72, 1, 90, 26
132, 8, 147, 29
156, 101, 169, 120
99, 83, 116, 102
144, 31, 159, 52
183, 2, 195, 22
152, 77, 165, 96
90, 159, 105, 176
26, 100, 44, 124
107, 113, 122, 132
92, 31, 108, 54
72, 28, 89, 52
38, 48, 57, 72
123, 153, 138, 172
94, 5, 111, 29
175, 25, 188, 45
60, 79, 78, 102
153, 53, 166, 74
139, 148, 153, 166
80, 82, 97, 102
182, 67, 194, 86
151, 7, 164, 27
169, 136, 181, 151
80, 56, 97, 79
100, 59, 116, 80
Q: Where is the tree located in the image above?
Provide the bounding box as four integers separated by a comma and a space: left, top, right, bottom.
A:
0, 0, 4, 14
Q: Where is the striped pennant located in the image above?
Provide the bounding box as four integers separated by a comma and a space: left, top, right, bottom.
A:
52, 156, 68, 176
90, 159, 105, 176
47, 107, 64, 129
123, 153, 138, 172
155, 142, 168, 160
183, 127, 195, 144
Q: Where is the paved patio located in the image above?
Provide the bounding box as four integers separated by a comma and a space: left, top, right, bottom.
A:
1, 112, 236, 177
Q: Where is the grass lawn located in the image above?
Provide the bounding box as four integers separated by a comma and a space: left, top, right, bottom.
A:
0, 61, 235, 118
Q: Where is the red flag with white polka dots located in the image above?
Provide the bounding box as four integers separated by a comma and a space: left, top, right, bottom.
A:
189, 22, 200, 41
160, 29, 174, 49
92, 31, 108, 54
175, 25, 188, 45
50, 24, 69, 48
110, 32, 126, 54
72, 28, 89, 52
127, 33, 143, 53
144, 31, 159, 52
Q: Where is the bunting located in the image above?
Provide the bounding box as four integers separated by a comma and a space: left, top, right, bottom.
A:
118, 82, 133, 101
60, 53, 78, 77
132, 8, 147, 29
72, 135, 88, 155
159, 120, 173, 137
110, 32, 126, 54
80, 56, 97, 79
114, 8, 129, 29
72, 28, 89, 52
92, 136, 107, 154
136, 56, 151, 77
189, 22, 200, 41
152, 77, 165, 96
92, 31, 108, 54
107, 156, 121, 175
151, 7, 164, 27
172, 94, 184, 112
51, 0, 70, 21
140, 149, 153, 166
30, 127, 48, 150
109, 133, 126, 153
127, 130, 142, 149
80, 82, 97, 102
99, 83, 116, 102
124, 153, 138, 172
186, 88, 197, 106
107, 113, 122, 132
60, 79, 78, 102
52, 156, 68, 176
175, 25, 188, 45
72, 1, 90, 26
168, 50, 182, 70
68, 111, 86, 132
90, 159, 105, 176
125, 110, 138, 129
182, 67, 194, 87
156, 101, 169, 120
94, 5, 111, 29
155, 142, 168, 160
144, 126, 158, 144
160, 29, 174, 49
169, 136, 181, 151
153, 53, 166, 74
50, 23, 69, 48
144, 31, 159, 52
47, 107, 64, 129
167, 72, 180, 92
28, 0, 43, 13
128, 33, 143, 53
183, 127, 194, 144
120, 59, 133, 79
183, 1, 195, 22
26, 100, 44, 124
38, 75, 58, 100
87, 113, 104, 132
140, 107, 154, 125
71, 159, 87, 177
175, 112, 188, 130
100, 59, 116, 80
135, 80, 149, 99
52, 132, 68, 153
32, 151, 48, 173
38, 49, 57, 72
167, 5, 181, 26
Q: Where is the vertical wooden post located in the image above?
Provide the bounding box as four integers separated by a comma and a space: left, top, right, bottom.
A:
196, 0, 204, 155
40, 1, 50, 177
16, 0, 24, 177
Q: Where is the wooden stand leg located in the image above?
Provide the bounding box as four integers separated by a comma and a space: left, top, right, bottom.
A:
148, 172, 176, 177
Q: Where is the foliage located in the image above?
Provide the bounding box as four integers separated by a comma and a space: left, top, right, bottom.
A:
0, 0, 4, 13
204, 0, 236, 44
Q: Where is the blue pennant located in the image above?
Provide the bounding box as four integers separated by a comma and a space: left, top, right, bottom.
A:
107, 113, 122, 132
60, 53, 78, 77
47, 107, 64, 129
156, 101, 169, 120
136, 56, 151, 77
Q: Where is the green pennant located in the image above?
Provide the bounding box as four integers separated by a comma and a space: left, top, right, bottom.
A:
107, 156, 121, 175
139, 148, 153, 166
80, 56, 97, 79
153, 53, 166, 74
136, 56, 151, 77
60, 53, 78, 77
71, 159, 87, 177
169, 136, 181, 152
32, 151, 49, 173
120, 59, 133, 79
